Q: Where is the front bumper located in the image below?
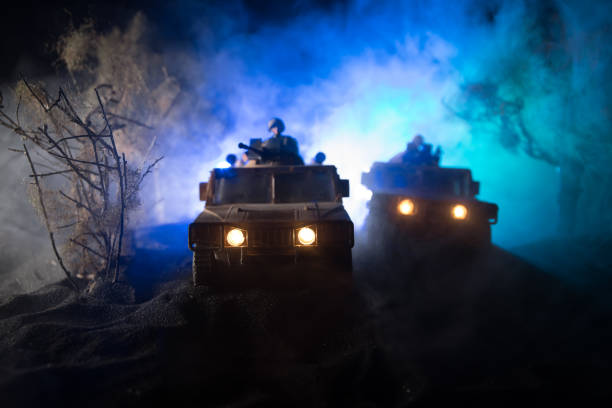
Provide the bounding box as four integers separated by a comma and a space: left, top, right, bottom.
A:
188, 221, 354, 256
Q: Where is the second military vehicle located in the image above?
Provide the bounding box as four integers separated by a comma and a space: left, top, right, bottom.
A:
361, 162, 498, 248
188, 160, 354, 287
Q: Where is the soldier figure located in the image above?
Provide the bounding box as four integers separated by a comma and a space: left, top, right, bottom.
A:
390, 134, 441, 166
263, 118, 302, 162
241, 118, 304, 165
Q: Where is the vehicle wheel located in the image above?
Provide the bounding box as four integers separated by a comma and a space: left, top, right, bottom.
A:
482, 224, 492, 246
476, 223, 492, 248
192, 249, 218, 286
466, 223, 491, 250
330, 248, 353, 284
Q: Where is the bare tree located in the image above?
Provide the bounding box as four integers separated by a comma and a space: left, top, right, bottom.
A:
0, 80, 162, 290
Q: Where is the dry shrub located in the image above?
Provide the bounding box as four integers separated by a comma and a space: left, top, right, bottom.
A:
0, 12, 214, 287
1, 78, 161, 288
56, 12, 181, 165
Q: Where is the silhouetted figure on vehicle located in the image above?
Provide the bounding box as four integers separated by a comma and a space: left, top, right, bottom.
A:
240, 118, 304, 165
390, 134, 442, 166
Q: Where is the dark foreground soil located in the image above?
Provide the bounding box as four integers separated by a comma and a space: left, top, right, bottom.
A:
1, 228, 611, 407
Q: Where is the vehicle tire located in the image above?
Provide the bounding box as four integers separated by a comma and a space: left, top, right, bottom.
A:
465, 223, 491, 250
477, 223, 492, 248
330, 248, 353, 285
192, 249, 218, 286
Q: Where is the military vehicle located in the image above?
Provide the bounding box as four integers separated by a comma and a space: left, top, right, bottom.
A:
188, 148, 354, 287
361, 162, 498, 247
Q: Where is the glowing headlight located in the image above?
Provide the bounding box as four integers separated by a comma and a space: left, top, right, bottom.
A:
226, 228, 246, 246
297, 227, 316, 245
452, 204, 468, 220
397, 199, 415, 215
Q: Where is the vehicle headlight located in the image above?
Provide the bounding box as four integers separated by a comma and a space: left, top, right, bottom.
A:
452, 204, 468, 220
226, 228, 246, 246
297, 227, 316, 245
397, 199, 415, 215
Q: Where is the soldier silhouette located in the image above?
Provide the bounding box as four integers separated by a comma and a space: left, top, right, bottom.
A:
390, 134, 441, 166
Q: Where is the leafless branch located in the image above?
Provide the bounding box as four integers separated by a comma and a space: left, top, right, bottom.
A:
29, 168, 97, 178
69, 238, 106, 259
23, 143, 79, 291
59, 190, 97, 218
126, 156, 164, 201
96, 87, 126, 283
1, 78, 162, 288
107, 112, 154, 129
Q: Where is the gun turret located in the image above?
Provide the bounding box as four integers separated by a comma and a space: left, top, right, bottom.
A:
238, 142, 266, 157
238, 141, 304, 165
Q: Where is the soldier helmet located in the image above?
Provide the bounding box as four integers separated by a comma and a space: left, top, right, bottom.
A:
268, 118, 285, 134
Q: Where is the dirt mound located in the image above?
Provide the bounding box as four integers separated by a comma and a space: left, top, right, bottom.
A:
2, 236, 612, 406
0, 273, 403, 407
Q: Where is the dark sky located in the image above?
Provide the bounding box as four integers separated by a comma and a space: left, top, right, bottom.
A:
0, 0, 348, 79
1, 0, 134, 78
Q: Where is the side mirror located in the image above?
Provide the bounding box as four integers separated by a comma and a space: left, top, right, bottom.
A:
338, 179, 350, 198
199, 182, 208, 201
471, 181, 480, 196
361, 172, 373, 189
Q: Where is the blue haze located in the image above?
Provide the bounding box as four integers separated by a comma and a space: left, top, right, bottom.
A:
142, 0, 611, 249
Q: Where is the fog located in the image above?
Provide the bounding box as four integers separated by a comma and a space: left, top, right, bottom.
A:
1, 0, 611, 292
0, 127, 62, 295
140, 0, 609, 246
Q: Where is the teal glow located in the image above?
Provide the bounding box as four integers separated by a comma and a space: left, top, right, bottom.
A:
144, 0, 611, 248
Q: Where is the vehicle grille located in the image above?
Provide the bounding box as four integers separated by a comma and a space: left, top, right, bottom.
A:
317, 222, 353, 246
245, 210, 296, 220
249, 227, 293, 248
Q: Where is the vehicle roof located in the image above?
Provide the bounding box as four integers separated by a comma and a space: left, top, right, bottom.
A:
362, 162, 477, 198
213, 164, 338, 177
368, 162, 473, 176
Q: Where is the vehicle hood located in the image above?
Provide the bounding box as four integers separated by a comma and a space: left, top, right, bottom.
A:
193, 202, 351, 224
370, 190, 496, 206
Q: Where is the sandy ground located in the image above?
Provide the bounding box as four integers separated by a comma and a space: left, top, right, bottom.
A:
1, 226, 611, 407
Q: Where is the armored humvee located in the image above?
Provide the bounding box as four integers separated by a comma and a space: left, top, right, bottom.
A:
361, 162, 498, 247
188, 163, 354, 286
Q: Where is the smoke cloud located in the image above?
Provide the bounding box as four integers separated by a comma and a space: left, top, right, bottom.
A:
135, 0, 610, 248
3, 0, 611, 285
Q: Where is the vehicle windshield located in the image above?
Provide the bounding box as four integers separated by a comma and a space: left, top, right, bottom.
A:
373, 167, 470, 197
420, 170, 469, 197
274, 171, 335, 203
212, 168, 336, 204
213, 171, 271, 204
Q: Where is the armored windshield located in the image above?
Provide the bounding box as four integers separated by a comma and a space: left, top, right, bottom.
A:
419, 170, 470, 197
211, 167, 336, 204
274, 171, 335, 203
213, 170, 271, 204
365, 165, 471, 197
